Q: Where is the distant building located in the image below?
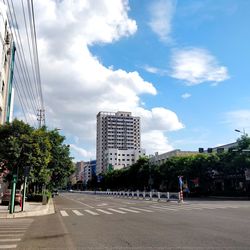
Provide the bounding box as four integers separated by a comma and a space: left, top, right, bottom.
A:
96, 111, 143, 174
83, 160, 96, 186
75, 161, 85, 181
149, 149, 198, 166
199, 142, 238, 154
0, 3, 15, 125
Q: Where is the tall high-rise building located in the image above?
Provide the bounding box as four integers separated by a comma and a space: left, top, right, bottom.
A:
96, 111, 144, 174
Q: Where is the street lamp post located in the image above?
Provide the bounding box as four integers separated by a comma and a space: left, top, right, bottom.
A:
235, 129, 246, 135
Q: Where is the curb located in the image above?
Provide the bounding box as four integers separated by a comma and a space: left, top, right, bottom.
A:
0, 198, 55, 219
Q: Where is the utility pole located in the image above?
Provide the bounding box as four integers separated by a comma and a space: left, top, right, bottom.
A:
37, 109, 45, 128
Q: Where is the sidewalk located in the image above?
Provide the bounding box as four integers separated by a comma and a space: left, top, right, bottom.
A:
0, 198, 55, 218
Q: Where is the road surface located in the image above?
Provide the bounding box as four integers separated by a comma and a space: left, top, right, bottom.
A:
1, 192, 250, 249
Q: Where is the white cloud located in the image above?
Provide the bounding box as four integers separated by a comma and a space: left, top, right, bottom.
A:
181, 93, 191, 99
148, 0, 176, 42
143, 65, 168, 75
224, 110, 250, 132
143, 65, 161, 74
142, 130, 174, 155
70, 144, 94, 160
170, 48, 229, 85
12, 0, 184, 160
136, 107, 184, 132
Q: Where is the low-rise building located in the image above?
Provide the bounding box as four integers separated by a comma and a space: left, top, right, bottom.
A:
104, 148, 146, 170
149, 149, 198, 166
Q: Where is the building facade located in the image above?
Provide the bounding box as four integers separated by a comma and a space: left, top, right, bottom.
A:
82, 160, 96, 186
96, 111, 142, 174
75, 161, 85, 182
149, 149, 198, 166
104, 148, 146, 171
0, 3, 15, 125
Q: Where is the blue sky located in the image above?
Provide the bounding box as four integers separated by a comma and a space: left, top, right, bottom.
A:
13, 0, 250, 161
88, 0, 250, 151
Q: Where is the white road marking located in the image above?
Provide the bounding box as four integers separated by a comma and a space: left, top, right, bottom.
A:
150, 205, 177, 211
0, 234, 23, 237
97, 203, 108, 206
107, 208, 126, 214
84, 210, 99, 215
96, 209, 113, 215
0, 231, 26, 233
129, 207, 154, 212
0, 245, 17, 249
60, 210, 69, 216
0, 239, 21, 242
118, 208, 140, 213
72, 210, 83, 216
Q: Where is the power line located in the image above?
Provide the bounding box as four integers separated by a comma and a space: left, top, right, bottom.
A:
2, 0, 45, 126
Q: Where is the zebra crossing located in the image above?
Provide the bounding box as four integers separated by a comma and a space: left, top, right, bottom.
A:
59, 203, 250, 217
0, 218, 33, 249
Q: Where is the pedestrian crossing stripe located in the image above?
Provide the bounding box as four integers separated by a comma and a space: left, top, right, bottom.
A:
0, 239, 21, 242
59, 204, 248, 217
96, 209, 112, 214
84, 210, 99, 215
118, 207, 140, 213
60, 210, 69, 216
72, 210, 83, 216
0, 219, 32, 249
0, 245, 17, 249
0, 234, 24, 237
107, 208, 126, 214
150, 205, 177, 211
129, 207, 154, 212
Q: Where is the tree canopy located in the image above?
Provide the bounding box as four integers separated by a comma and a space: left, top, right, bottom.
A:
0, 119, 75, 192
99, 135, 250, 197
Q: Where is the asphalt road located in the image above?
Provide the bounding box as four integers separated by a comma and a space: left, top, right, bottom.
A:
3, 192, 250, 249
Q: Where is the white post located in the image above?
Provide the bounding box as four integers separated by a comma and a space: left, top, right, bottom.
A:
157, 192, 161, 201
143, 191, 145, 199
137, 190, 139, 199
149, 191, 152, 200
167, 192, 170, 202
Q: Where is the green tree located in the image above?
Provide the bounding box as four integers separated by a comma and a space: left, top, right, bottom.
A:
46, 129, 75, 190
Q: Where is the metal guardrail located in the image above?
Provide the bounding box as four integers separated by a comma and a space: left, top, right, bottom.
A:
68, 190, 181, 202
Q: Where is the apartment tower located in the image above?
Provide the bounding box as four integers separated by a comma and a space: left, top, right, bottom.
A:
96, 111, 144, 175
